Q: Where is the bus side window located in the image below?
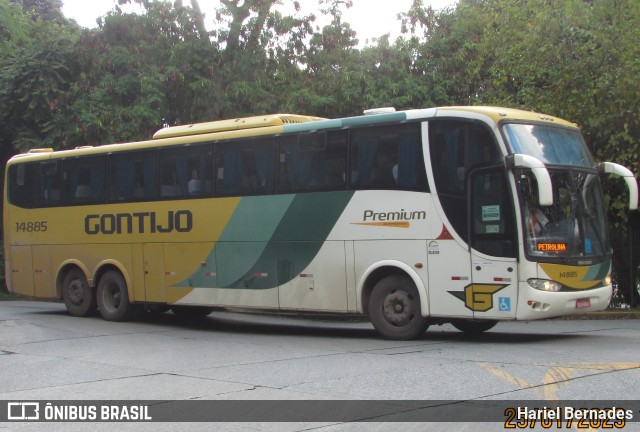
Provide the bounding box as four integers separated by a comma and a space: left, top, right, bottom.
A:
216, 138, 276, 197
350, 123, 427, 191
62, 157, 107, 205
108, 151, 157, 202
8, 164, 36, 208
325, 131, 347, 189
160, 145, 213, 199
429, 120, 502, 242
278, 131, 346, 193
37, 161, 61, 207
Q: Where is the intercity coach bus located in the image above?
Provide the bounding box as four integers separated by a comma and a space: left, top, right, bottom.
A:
4, 106, 638, 339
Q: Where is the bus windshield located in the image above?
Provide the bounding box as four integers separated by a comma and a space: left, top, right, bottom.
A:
503, 123, 594, 167
518, 169, 610, 261
504, 123, 609, 261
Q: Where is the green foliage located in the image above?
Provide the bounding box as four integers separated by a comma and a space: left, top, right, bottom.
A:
0, 1, 81, 153
10, 0, 66, 23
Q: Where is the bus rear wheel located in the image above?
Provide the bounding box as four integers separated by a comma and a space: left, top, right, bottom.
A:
451, 319, 498, 334
368, 274, 428, 340
62, 268, 97, 317
97, 270, 138, 321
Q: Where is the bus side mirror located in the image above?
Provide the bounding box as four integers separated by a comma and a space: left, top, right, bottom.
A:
598, 162, 638, 211
505, 154, 553, 206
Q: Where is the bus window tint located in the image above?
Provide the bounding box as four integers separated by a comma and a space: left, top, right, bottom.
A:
8, 163, 36, 208
37, 161, 61, 207
109, 151, 157, 202
62, 157, 107, 205
350, 123, 427, 191
216, 138, 276, 196
160, 145, 213, 199
429, 120, 502, 241
278, 131, 347, 193
470, 169, 516, 257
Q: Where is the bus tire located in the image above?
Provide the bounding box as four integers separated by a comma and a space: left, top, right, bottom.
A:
368, 274, 428, 340
62, 268, 97, 317
451, 319, 498, 334
97, 270, 138, 322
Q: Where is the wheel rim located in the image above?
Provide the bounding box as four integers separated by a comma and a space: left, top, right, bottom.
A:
382, 289, 415, 327
67, 279, 85, 306
102, 281, 121, 313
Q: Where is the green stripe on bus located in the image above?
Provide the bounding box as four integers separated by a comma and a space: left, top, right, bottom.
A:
280, 112, 408, 134
175, 191, 354, 290
175, 195, 295, 288
224, 191, 354, 288
583, 261, 610, 282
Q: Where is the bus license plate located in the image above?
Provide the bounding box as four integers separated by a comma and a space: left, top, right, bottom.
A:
576, 298, 591, 309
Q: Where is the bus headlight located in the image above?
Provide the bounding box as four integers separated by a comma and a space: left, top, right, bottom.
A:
527, 279, 563, 292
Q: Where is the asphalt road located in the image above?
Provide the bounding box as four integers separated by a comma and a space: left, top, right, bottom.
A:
1, 300, 639, 431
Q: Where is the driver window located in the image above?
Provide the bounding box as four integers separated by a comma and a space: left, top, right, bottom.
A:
470, 169, 516, 257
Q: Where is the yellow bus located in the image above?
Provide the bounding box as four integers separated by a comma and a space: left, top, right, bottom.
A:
3, 107, 637, 339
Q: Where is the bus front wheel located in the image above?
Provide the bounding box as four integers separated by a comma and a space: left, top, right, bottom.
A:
62, 268, 96, 317
97, 270, 138, 321
368, 274, 428, 340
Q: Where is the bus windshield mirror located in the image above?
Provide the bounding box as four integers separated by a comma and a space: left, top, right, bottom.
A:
506, 154, 553, 206
598, 162, 638, 211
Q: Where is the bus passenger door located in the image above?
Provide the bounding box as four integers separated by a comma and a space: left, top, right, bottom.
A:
468, 168, 518, 319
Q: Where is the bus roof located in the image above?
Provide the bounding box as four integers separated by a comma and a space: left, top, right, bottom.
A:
7, 106, 579, 164
152, 114, 325, 140
438, 106, 579, 128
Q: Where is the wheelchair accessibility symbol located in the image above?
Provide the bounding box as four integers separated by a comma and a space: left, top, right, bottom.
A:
498, 297, 511, 312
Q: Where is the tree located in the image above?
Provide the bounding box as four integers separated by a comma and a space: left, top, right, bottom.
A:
0, 0, 80, 152
464, 0, 640, 222
65, 0, 220, 144
9, 0, 66, 23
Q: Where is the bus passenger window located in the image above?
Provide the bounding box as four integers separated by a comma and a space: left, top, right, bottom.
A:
108, 151, 157, 202
278, 131, 347, 193
216, 139, 276, 196
350, 123, 427, 191
8, 164, 36, 208
429, 120, 502, 242
37, 161, 61, 207
160, 145, 213, 199
325, 131, 347, 189
429, 121, 501, 195
62, 157, 106, 205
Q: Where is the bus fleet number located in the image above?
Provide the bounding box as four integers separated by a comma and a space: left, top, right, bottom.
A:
16, 221, 48, 233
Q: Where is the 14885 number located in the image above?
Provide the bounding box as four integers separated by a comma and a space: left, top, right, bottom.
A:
16, 221, 48, 232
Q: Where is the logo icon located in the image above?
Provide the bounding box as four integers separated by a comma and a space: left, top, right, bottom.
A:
498, 297, 511, 312
7, 402, 40, 420
448, 283, 508, 312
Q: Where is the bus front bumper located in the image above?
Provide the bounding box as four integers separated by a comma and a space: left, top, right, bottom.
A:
515, 283, 612, 321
